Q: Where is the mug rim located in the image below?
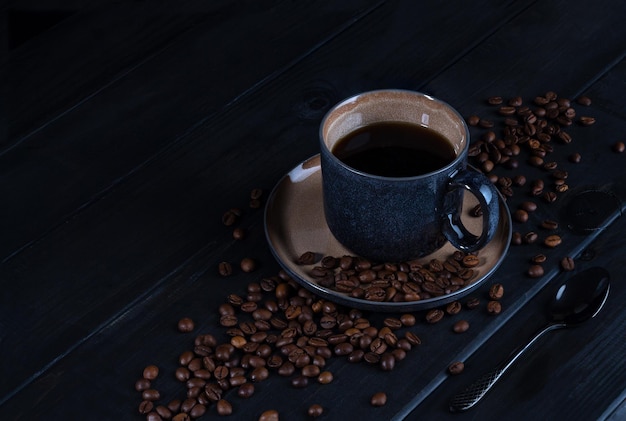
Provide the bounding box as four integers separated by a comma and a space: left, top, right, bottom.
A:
319, 89, 469, 180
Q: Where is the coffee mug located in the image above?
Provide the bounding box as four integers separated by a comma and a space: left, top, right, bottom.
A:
319, 89, 500, 262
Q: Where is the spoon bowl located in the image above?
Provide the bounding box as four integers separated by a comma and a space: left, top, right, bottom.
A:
550, 266, 610, 325
450, 266, 611, 412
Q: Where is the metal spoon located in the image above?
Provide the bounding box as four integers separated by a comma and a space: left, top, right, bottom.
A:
449, 266, 610, 412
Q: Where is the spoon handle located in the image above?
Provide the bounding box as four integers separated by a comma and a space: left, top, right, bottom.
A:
449, 322, 564, 412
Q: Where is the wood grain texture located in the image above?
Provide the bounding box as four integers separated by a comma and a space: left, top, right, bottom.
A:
1, 0, 625, 419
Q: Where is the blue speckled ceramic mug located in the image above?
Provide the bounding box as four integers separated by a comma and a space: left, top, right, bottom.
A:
320, 90, 500, 262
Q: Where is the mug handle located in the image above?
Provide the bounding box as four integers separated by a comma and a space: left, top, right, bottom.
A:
442, 167, 500, 252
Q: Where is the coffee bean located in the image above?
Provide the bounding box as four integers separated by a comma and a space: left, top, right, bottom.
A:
180, 398, 197, 413
560, 256, 575, 271
576, 96, 592, 106
240, 258, 256, 272
190, 403, 207, 418
541, 220, 559, 230
178, 317, 194, 333
528, 264, 544, 278
425, 308, 444, 324
371, 392, 388, 407
155, 405, 172, 419
404, 331, 421, 346
524, 231, 538, 244
317, 370, 334, 384
488, 283, 504, 300
380, 353, 396, 371
569, 152, 582, 163
259, 410, 280, 421
296, 251, 316, 265
448, 361, 465, 375
466, 297, 480, 309
218, 262, 233, 277
142, 365, 159, 380
139, 400, 154, 414
513, 209, 529, 223
135, 378, 150, 392
462, 255, 479, 267
579, 116, 596, 126
291, 375, 309, 388
216, 399, 232, 416
400, 314, 416, 326
308, 404, 324, 418
232, 227, 246, 240
142, 389, 160, 401
222, 210, 238, 226
452, 320, 469, 333
146, 412, 163, 421
613, 141, 625, 153
238, 383, 255, 398
446, 301, 462, 315
467, 115, 480, 126
175, 367, 190, 382
544, 234, 562, 248
486, 300, 502, 315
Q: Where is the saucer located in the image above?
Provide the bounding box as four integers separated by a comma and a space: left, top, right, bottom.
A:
264, 155, 512, 312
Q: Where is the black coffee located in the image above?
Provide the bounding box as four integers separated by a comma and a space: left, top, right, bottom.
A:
332, 121, 456, 177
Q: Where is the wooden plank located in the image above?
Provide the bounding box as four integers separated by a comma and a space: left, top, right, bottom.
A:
4, 0, 262, 146
2, 0, 626, 419
0, 0, 383, 262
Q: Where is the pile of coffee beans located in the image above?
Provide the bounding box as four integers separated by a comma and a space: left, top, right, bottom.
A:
134, 268, 428, 419
298, 251, 481, 302
466, 91, 600, 278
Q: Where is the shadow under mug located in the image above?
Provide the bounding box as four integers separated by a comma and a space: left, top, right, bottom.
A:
320, 89, 500, 262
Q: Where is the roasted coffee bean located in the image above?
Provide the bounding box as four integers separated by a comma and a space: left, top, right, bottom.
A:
218, 262, 233, 277
532, 254, 547, 264
380, 353, 396, 371
511, 232, 522, 245
135, 378, 151, 392
278, 361, 295, 377
453, 320, 470, 333
259, 410, 280, 421
462, 255, 479, 267
613, 141, 625, 153
383, 317, 403, 330
579, 116, 596, 126
176, 367, 191, 382
296, 251, 316, 265
143, 365, 159, 380
317, 371, 334, 384
291, 375, 309, 388
400, 313, 416, 326
513, 175, 526, 186
237, 383, 255, 398
190, 403, 206, 418
487, 300, 502, 315
467, 115, 480, 126
250, 366, 269, 382
371, 392, 388, 407
180, 397, 198, 413
155, 405, 172, 419
142, 389, 160, 401
172, 414, 190, 421
488, 283, 504, 300
466, 297, 480, 309
302, 364, 321, 378
528, 264, 544, 278
178, 317, 195, 333
448, 361, 465, 375
524, 231, 538, 244
146, 412, 163, 421
569, 152, 582, 163
404, 331, 421, 346
139, 400, 154, 414
216, 399, 233, 416
308, 404, 324, 418
425, 308, 444, 324
561, 256, 575, 271
446, 301, 462, 315
240, 257, 256, 273
544, 235, 562, 248
222, 210, 238, 226
513, 209, 529, 223
541, 220, 559, 230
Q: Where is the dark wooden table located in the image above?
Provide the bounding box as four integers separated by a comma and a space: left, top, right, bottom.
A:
2, 1, 626, 420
